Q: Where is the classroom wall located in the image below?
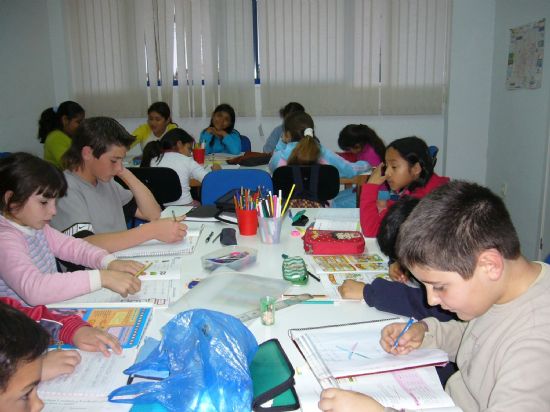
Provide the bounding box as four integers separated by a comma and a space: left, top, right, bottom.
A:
445, 0, 495, 182
486, 0, 550, 259
0, 1, 56, 155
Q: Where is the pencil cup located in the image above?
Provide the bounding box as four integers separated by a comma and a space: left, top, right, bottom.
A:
260, 296, 276, 326
236, 208, 258, 236
258, 216, 284, 244
193, 148, 206, 164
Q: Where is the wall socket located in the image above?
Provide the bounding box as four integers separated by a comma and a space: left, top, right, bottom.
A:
500, 182, 508, 199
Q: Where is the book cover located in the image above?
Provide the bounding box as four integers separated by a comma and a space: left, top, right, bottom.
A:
48, 307, 152, 349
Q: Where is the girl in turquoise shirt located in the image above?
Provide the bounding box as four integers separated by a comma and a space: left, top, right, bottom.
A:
199, 104, 241, 155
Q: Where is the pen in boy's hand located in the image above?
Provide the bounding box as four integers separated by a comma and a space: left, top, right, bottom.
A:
134, 262, 153, 277
392, 317, 415, 349
171, 210, 177, 222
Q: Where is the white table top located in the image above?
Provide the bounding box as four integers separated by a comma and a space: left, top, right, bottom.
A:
154, 207, 397, 411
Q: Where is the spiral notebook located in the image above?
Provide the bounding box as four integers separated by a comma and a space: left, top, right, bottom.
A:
114, 225, 203, 258
289, 318, 448, 381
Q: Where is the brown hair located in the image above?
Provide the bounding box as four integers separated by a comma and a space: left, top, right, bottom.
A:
62, 117, 135, 170
284, 112, 320, 165
396, 181, 521, 279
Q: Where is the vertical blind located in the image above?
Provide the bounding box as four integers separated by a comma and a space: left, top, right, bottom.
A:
63, 0, 450, 117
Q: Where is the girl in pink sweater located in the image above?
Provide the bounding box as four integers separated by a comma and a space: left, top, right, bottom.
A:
0, 153, 143, 306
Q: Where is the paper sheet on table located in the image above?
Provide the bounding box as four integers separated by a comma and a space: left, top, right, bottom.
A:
131, 256, 183, 281
38, 349, 138, 401
167, 273, 288, 317
320, 272, 387, 299
313, 208, 360, 231
47, 279, 181, 308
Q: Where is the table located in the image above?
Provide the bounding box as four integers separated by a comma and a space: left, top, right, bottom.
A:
156, 207, 395, 411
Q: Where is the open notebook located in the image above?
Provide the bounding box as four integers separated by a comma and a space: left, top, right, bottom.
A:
114, 225, 203, 258
289, 318, 448, 381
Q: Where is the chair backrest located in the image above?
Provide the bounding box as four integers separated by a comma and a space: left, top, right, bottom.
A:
201, 169, 273, 205
272, 165, 340, 203
428, 145, 439, 167
240, 135, 252, 152
126, 167, 182, 206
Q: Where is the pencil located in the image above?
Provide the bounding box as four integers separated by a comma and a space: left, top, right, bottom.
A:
135, 262, 153, 277
171, 210, 177, 222
307, 270, 321, 282
281, 184, 296, 216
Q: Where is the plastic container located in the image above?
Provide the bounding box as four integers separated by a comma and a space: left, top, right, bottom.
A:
201, 246, 258, 272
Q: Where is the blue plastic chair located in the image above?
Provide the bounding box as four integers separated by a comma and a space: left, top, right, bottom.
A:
0, 152, 12, 159
428, 145, 439, 167
240, 135, 252, 152
201, 169, 273, 205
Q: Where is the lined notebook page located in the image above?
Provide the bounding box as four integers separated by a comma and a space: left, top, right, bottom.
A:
38, 349, 137, 401
114, 225, 203, 258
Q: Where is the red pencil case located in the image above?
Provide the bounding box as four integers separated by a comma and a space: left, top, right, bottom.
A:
302, 229, 366, 255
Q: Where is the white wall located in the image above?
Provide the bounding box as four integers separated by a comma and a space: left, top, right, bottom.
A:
119, 115, 446, 174
486, 0, 550, 259
0, 1, 56, 155
445, 0, 495, 183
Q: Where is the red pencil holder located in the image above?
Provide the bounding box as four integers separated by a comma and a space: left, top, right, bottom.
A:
236, 209, 258, 236
193, 148, 205, 164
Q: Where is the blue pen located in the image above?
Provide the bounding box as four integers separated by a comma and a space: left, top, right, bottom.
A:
392, 317, 415, 349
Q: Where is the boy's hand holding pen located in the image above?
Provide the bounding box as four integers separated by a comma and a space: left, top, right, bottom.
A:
381, 318, 427, 354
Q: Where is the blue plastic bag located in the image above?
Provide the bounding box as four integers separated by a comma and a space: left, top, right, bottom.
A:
108, 309, 258, 412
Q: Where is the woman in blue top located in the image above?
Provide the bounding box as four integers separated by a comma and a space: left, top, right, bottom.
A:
199, 104, 241, 155
269, 112, 371, 179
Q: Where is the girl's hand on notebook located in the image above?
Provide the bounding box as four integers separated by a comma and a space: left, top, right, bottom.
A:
380, 322, 427, 355
388, 262, 410, 283
319, 388, 384, 412
100, 270, 141, 297
41, 350, 81, 381
148, 218, 187, 243
367, 163, 387, 186
107, 259, 144, 275
338, 279, 366, 300
73, 326, 123, 357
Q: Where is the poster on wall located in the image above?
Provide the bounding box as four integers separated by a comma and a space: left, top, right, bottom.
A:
506, 18, 545, 90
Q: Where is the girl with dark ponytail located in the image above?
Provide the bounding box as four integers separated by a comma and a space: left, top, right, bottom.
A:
38, 101, 85, 169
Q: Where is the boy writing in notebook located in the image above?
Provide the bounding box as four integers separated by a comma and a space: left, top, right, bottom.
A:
319, 181, 550, 411
51, 117, 187, 252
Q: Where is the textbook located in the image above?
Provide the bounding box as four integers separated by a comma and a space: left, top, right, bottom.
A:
289, 318, 448, 381
113, 225, 203, 258
38, 349, 138, 402
313, 208, 361, 231
47, 307, 151, 349
306, 253, 388, 275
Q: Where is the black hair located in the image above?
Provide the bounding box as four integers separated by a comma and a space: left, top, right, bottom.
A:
387, 136, 434, 192
38, 101, 85, 143
0, 300, 50, 392
62, 117, 136, 171
0, 152, 67, 214
279, 102, 305, 118
396, 181, 521, 279
376, 196, 420, 261
141, 128, 195, 167
206, 104, 236, 148
338, 124, 386, 163
148, 102, 172, 122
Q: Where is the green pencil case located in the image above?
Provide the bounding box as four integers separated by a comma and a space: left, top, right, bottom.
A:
250, 339, 300, 411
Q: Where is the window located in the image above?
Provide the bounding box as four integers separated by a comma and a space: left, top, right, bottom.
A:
63, 0, 450, 117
